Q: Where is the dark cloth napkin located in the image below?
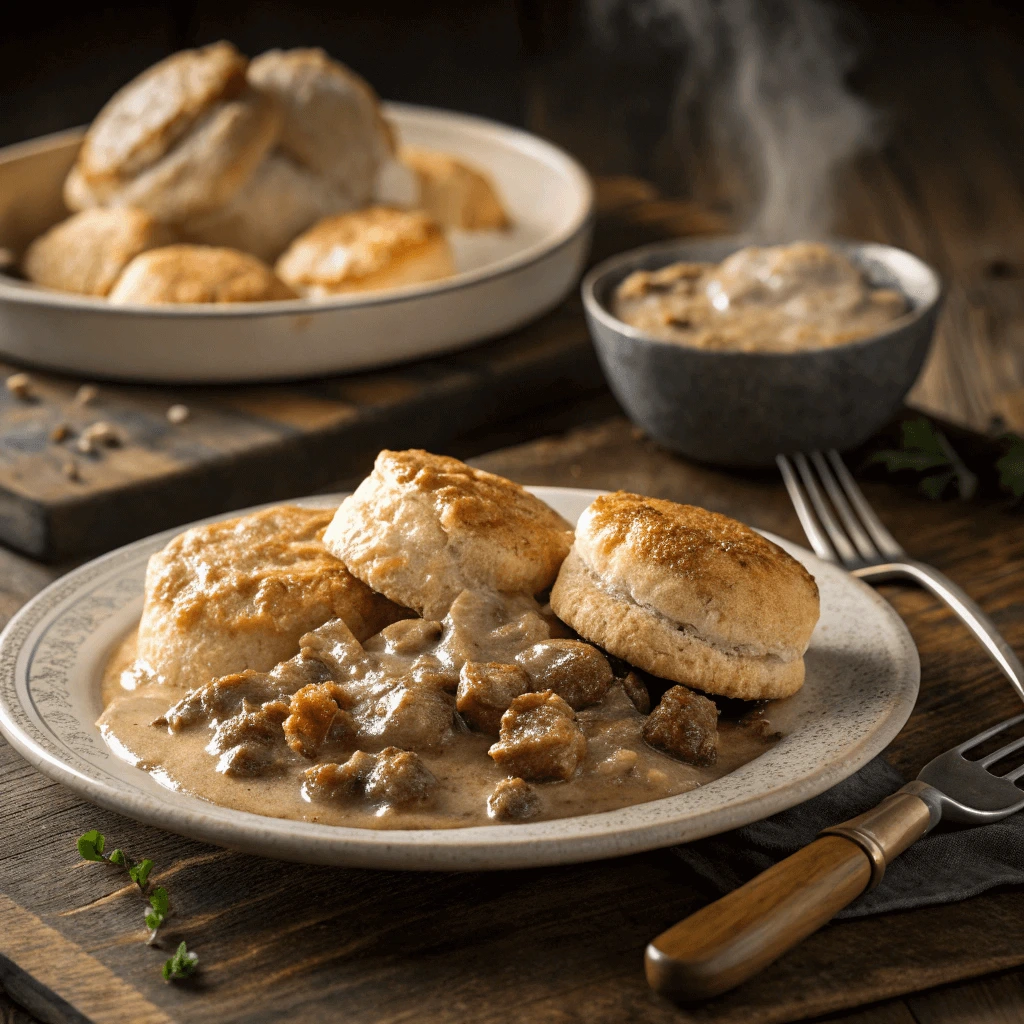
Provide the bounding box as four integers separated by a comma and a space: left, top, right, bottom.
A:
673, 756, 1024, 918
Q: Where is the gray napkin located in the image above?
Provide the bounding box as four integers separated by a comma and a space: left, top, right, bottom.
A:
673, 756, 1024, 918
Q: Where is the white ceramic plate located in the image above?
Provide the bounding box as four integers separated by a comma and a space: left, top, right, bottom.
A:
0, 488, 919, 870
0, 105, 593, 383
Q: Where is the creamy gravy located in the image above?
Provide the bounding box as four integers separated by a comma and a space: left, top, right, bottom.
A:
612, 241, 908, 353
99, 590, 778, 830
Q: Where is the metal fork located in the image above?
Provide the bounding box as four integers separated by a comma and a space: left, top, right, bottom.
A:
646, 710, 1024, 999
777, 449, 1024, 705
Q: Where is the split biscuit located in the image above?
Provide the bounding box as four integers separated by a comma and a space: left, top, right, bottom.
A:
323, 449, 574, 618
550, 492, 820, 700
138, 504, 409, 690
64, 42, 279, 223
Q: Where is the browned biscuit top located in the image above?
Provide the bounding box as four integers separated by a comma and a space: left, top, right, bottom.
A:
574, 491, 819, 656
108, 244, 296, 304
79, 41, 248, 185
275, 207, 447, 291
585, 491, 809, 581
376, 448, 569, 539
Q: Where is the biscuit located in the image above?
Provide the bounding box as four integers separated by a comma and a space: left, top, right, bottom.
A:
550, 493, 820, 700
322, 449, 574, 618
67, 88, 280, 223
248, 48, 393, 207
64, 43, 280, 223
22, 208, 173, 297
108, 244, 296, 304
400, 146, 510, 230
77, 41, 248, 189
275, 206, 454, 297
137, 504, 410, 690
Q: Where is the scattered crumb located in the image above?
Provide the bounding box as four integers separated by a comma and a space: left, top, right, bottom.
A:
569, 463, 582, 479
62, 460, 80, 481
76, 421, 120, 453
630, 425, 646, 440
50, 422, 71, 443
166, 404, 190, 425
6, 373, 32, 400
0, 248, 14, 271
75, 384, 99, 405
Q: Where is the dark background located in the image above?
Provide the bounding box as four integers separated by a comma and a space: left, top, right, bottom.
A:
4, 0, 1024, 205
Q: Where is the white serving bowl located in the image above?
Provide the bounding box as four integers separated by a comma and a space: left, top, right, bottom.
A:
0, 104, 593, 383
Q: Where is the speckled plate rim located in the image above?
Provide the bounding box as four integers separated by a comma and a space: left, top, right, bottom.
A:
0, 487, 919, 871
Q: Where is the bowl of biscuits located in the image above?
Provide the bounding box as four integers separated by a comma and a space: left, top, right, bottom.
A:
0, 43, 592, 382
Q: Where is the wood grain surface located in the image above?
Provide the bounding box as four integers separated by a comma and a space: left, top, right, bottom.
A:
1, 416, 1023, 1024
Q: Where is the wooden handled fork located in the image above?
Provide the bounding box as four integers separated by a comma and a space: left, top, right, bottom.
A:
645, 712, 1024, 999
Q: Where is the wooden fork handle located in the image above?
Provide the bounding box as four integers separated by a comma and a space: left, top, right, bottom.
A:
645, 788, 935, 1001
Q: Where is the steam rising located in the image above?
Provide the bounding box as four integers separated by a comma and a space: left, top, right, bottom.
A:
588, 0, 877, 238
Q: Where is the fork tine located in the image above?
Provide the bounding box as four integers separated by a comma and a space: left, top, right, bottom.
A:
957, 710, 1024, 754
826, 450, 906, 560
979, 732, 1024, 770
777, 455, 837, 562
810, 452, 879, 562
793, 453, 861, 566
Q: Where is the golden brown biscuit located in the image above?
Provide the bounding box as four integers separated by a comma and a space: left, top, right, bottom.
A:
401, 146, 510, 230
322, 449, 574, 618
275, 206, 454, 297
137, 504, 410, 690
64, 42, 279, 223
550, 493, 820, 700
22, 208, 173, 297
248, 48, 393, 205
108, 244, 296, 304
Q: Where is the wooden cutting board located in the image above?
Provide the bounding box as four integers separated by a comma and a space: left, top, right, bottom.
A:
0, 179, 724, 563
2, 416, 1023, 1024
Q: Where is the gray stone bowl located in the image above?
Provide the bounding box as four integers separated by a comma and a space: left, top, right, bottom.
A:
581, 236, 942, 467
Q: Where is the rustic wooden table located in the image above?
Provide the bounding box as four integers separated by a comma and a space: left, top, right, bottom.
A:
1, 418, 1024, 1024
4, 8, 1024, 1022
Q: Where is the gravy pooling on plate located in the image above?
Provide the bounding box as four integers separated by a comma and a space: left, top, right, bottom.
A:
98, 604, 777, 830
97, 450, 813, 830
612, 241, 908, 353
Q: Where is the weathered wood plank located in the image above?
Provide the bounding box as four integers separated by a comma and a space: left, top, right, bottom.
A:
907, 969, 1024, 1024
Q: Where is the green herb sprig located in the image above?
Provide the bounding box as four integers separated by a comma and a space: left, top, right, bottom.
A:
868, 417, 978, 500
163, 941, 199, 982
146, 886, 170, 945
77, 830, 155, 894
78, 829, 191, 977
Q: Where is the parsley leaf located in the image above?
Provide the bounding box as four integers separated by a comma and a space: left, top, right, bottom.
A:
146, 886, 169, 944
76, 832, 202, 979
77, 830, 106, 862
868, 417, 977, 499
163, 941, 199, 982
996, 435, 1024, 499
129, 859, 154, 890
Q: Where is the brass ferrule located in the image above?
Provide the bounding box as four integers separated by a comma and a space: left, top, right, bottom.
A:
818, 784, 934, 890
